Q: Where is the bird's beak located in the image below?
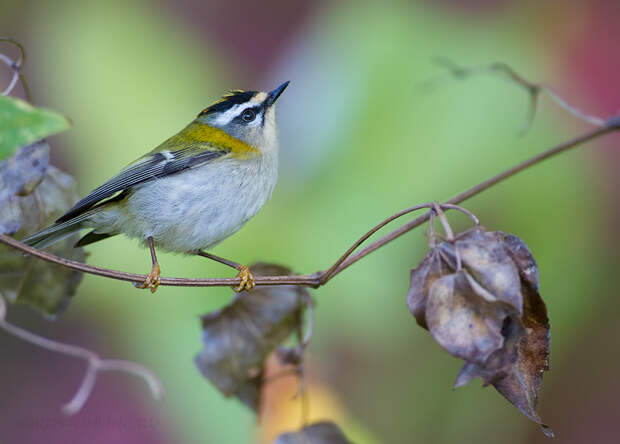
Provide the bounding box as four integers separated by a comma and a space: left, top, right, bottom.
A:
265, 81, 290, 108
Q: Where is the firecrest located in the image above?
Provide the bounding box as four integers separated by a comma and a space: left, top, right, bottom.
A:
23, 81, 290, 293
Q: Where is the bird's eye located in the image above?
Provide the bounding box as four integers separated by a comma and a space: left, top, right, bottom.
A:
241, 109, 256, 122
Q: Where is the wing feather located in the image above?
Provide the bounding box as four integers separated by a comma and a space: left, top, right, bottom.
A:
56, 147, 228, 222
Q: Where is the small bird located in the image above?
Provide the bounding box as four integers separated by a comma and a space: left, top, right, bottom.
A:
23, 81, 290, 293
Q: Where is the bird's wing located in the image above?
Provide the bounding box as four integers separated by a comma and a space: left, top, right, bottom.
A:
56, 146, 229, 222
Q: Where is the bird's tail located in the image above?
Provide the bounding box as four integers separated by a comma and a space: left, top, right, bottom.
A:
22, 213, 90, 249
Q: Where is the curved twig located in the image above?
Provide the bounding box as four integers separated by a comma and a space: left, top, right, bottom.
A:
425, 58, 607, 133
329, 120, 619, 278
440, 204, 480, 225
0, 234, 321, 287
432, 202, 454, 240
0, 297, 164, 415
318, 203, 432, 284
0, 52, 20, 96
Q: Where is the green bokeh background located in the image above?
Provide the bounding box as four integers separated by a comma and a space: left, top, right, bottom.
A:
2, 1, 619, 443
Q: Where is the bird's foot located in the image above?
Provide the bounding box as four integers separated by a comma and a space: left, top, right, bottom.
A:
234, 265, 255, 292
135, 263, 161, 293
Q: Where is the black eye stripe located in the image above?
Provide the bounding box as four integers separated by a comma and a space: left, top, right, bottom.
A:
234, 106, 261, 124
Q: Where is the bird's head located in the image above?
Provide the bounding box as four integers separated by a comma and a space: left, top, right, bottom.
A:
196, 81, 289, 152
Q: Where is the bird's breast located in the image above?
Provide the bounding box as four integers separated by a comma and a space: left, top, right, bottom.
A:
120, 155, 278, 252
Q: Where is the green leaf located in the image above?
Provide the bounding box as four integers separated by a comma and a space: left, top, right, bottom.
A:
0, 96, 71, 160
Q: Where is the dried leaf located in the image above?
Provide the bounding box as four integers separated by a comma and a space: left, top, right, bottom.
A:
274, 421, 354, 444
0, 142, 84, 318
0, 96, 71, 160
407, 227, 552, 436
0, 139, 49, 196
194, 263, 309, 412
493, 233, 552, 437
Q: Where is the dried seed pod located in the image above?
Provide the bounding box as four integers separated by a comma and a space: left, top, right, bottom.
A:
442, 228, 523, 312
194, 263, 309, 412
407, 248, 452, 329
426, 270, 521, 366
407, 226, 551, 436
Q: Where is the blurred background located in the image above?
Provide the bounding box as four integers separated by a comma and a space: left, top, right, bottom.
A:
1, 0, 620, 443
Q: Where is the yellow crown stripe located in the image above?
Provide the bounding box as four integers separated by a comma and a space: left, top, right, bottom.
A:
200, 90, 248, 115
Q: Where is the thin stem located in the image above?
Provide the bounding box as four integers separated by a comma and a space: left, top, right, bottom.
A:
318, 203, 432, 284
0, 234, 321, 287
300, 294, 314, 349
0, 52, 20, 96
433, 203, 461, 270
0, 37, 31, 102
440, 204, 480, 225
432, 202, 454, 240
331, 121, 619, 276
0, 297, 164, 415
0, 37, 25, 67
428, 210, 436, 247
426, 59, 607, 131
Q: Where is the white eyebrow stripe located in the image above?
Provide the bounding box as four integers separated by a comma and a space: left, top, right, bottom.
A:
212, 102, 254, 125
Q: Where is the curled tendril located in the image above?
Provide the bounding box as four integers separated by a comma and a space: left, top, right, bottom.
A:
0, 37, 32, 101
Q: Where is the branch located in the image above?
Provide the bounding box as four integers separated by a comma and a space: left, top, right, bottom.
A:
1, 68, 619, 289
0, 233, 322, 287
424, 58, 607, 133
0, 296, 164, 414
330, 119, 619, 277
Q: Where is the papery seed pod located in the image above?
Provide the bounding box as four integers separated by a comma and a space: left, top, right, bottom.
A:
439, 228, 523, 311
194, 263, 310, 412
426, 270, 520, 366
407, 248, 453, 329
406, 226, 551, 436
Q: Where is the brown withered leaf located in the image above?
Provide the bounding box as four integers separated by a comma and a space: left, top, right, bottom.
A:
0, 141, 85, 318
274, 421, 354, 444
407, 227, 552, 436
0, 140, 49, 234
493, 233, 552, 437
194, 263, 309, 412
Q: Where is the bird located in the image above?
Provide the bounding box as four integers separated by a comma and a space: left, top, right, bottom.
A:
22, 81, 290, 293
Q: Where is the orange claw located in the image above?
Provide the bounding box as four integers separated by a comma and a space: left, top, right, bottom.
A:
135, 263, 161, 293
234, 265, 255, 292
